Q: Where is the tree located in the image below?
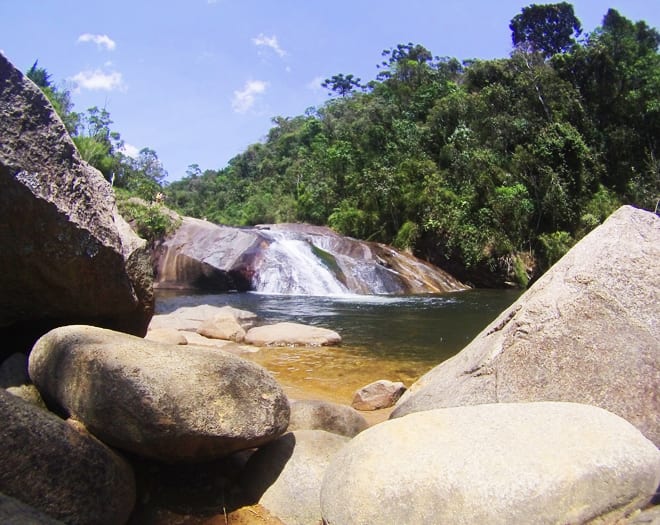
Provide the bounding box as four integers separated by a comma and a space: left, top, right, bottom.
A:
510, 2, 582, 58
322, 74, 364, 97
26, 60, 79, 134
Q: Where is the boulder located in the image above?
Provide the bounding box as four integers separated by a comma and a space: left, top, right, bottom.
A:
0, 353, 28, 388
198, 315, 247, 342
321, 402, 660, 525
351, 379, 406, 410
0, 492, 64, 525
144, 327, 188, 345
392, 206, 660, 446
149, 304, 256, 332
245, 322, 342, 347
288, 399, 368, 437
241, 430, 349, 525
0, 389, 135, 524
0, 53, 153, 351
28, 325, 290, 462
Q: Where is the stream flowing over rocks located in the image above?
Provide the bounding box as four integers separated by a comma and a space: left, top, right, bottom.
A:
0, 53, 153, 353
154, 217, 467, 295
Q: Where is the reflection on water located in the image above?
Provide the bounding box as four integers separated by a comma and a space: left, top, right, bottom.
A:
156, 289, 521, 404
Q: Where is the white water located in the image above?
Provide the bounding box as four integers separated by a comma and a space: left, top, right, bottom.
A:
253, 236, 350, 295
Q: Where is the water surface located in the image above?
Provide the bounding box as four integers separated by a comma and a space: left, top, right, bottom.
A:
156, 289, 520, 404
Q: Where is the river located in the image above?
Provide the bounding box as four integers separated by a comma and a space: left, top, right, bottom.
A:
156, 289, 521, 405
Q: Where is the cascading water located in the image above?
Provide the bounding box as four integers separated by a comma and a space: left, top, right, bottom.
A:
253, 233, 350, 295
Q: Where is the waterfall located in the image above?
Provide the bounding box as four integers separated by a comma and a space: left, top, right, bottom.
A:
253, 234, 350, 295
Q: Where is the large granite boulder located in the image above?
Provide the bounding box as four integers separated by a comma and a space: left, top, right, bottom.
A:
0, 389, 135, 525
0, 53, 153, 350
321, 402, 660, 525
28, 325, 290, 462
392, 206, 660, 446
241, 430, 349, 525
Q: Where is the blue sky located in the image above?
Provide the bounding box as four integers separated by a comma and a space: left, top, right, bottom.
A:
3, 1, 659, 182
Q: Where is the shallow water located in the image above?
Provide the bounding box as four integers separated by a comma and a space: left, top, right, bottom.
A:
156, 289, 521, 404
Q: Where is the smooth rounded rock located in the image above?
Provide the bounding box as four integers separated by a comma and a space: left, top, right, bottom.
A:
198, 315, 247, 342
0, 389, 135, 525
245, 322, 341, 347
288, 399, 368, 437
242, 430, 349, 525
28, 325, 290, 462
321, 402, 660, 525
144, 327, 188, 345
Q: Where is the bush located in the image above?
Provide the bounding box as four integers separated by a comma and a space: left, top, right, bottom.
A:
538, 231, 574, 269
116, 199, 180, 243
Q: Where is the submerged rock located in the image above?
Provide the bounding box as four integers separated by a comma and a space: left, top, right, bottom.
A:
0, 53, 153, 350
28, 325, 290, 462
321, 402, 660, 525
392, 206, 660, 447
0, 389, 135, 525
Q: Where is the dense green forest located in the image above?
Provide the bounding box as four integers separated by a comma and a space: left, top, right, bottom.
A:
164, 4, 660, 286
30, 3, 659, 287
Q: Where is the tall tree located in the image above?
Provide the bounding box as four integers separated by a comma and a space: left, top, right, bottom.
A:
510, 2, 582, 58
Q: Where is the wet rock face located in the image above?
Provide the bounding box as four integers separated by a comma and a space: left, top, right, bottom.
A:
392, 206, 660, 447
155, 218, 467, 295
0, 53, 153, 349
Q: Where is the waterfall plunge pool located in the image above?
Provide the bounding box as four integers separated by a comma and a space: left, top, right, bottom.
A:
155, 289, 521, 405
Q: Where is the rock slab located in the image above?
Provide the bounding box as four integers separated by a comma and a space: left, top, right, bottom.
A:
245, 322, 342, 347
393, 206, 660, 447
0, 389, 135, 525
28, 325, 290, 462
0, 53, 153, 344
321, 402, 660, 525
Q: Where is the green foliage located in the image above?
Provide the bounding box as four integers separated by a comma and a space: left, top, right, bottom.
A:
512, 255, 530, 288
116, 197, 180, 243
160, 5, 658, 286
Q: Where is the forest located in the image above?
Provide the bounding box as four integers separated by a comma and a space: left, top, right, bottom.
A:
32, 3, 660, 287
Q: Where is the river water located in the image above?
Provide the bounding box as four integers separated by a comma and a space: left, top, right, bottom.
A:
156, 289, 521, 404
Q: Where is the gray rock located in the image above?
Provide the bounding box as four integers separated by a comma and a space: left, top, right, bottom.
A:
0, 353, 28, 388
288, 399, 368, 437
321, 402, 660, 525
28, 325, 290, 462
0, 492, 64, 525
0, 53, 153, 342
393, 206, 660, 446
242, 430, 349, 525
351, 379, 406, 410
245, 322, 342, 347
0, 389, 135, 525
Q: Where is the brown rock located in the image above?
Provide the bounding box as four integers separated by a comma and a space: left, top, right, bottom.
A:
29, 325, 290, 462
0, 389, 135, 524
392, 206, 660, 447
352, 380, 406, 411
0, 53, 153, 348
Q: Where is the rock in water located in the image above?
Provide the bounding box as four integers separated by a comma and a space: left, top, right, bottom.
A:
0, 389, 135, 525
245, 322, 342, 347
321, 402, 660, 525
392, 206, 660, 446
28, 325, 290, 462
351, 379, 406, 410
0, 53, 153, 347
288, 399, 368, 437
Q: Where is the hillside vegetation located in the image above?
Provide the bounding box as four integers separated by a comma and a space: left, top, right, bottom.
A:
166, 5, 659, 286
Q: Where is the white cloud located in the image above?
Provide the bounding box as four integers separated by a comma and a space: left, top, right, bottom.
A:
120, 143, 140, 158
77, 33, 116, 51
232, 80, 268, 113
70, 69, 124, 92
252, 33, 286, 58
